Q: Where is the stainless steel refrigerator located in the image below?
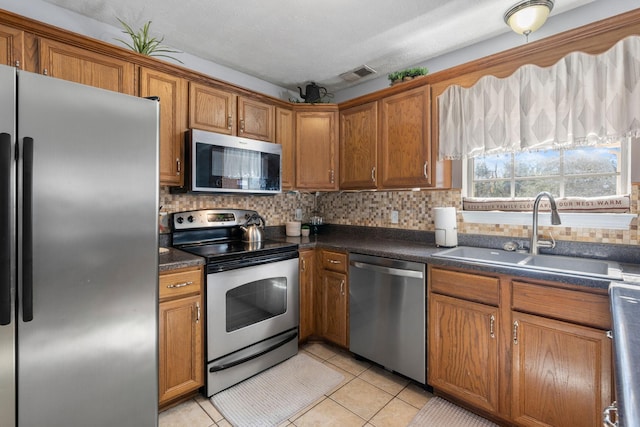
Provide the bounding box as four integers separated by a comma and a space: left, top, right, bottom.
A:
0, 65, 159, 426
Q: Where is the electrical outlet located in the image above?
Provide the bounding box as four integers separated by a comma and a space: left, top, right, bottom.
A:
391, 210, 399, 224
295, 208, 303, 221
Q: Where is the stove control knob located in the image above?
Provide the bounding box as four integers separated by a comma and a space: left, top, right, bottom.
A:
187, 215, 194, 223
176, 216, 184, 224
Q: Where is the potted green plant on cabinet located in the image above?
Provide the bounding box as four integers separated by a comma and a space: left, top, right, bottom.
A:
388, 66, 428, 85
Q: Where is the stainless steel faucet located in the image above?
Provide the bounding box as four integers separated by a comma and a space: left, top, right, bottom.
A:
530, 191, 562, 255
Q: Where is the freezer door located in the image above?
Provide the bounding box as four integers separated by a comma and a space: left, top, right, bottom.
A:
17, 71, 159, 427
0, 65, 16, 427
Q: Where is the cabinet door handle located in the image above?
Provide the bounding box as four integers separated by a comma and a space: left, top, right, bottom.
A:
329, 169, 335, 184
513, 320, 519, 344
43, 68, 48, 76
227, 115, 233, 130
329, 259, 341, 264
603, 402, 617, 427
490, 315, 495, 339
340, 280, 345, 296
301, 258, 306, 272
371, 166, 376, 183
176, 158, 181, 174
195, 302, 201, 323
423, 161, 429, 179
167, 281, 193, 289
239, 119, 245, 133
14, 60, 20, 68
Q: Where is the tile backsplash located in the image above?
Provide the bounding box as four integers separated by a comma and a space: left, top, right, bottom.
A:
160, 184, 639, 246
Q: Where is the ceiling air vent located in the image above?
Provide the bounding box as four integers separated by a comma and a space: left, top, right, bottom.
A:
339, 65, 376, 82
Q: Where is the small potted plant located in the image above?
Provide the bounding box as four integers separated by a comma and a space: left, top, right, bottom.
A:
301, 224, 310, 237
388, 66, 428, 85
115, 18, 184, 64
387, 71, 403, 85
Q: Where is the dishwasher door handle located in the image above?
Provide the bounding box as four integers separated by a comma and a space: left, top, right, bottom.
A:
350, 260, 424, 279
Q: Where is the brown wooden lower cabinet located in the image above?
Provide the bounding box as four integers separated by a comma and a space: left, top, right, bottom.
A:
511, 312, 612, 427
318, 269, 348, 346
297, 248, 350, 347
309, 249, 349, 348
429, 293, 499, 415
298, 249, 315, 342
428, 266, 613, 427
158, 266, 204, 407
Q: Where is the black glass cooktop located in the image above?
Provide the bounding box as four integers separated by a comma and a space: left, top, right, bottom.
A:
175, 239, 298, 273
178, 239, 296, 259
179, 240, 298, 273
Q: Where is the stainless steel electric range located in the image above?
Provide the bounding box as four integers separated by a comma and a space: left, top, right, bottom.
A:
172, 209, 299, 396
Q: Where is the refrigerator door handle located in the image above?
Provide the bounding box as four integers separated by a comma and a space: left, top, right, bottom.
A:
22, 136, 34, 322
0, 132, 11, 325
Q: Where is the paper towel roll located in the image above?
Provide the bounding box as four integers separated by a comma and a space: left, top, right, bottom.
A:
434, 207, 457, 229
434, 207, 457, 247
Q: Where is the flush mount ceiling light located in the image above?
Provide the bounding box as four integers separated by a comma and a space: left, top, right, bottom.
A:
504, 0, 554, 39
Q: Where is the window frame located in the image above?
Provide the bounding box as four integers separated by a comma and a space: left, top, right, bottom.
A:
465, 139, 630, 199
460, 138, 635, 230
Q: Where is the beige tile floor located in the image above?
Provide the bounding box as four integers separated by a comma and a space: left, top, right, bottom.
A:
159, 341, 434, 427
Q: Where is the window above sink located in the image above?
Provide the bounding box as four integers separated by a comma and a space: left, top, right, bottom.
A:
438, 36, 640, 232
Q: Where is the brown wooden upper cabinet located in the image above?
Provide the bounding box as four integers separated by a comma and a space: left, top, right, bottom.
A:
275, 106, 295, 190
189, 82, 275, 142
295, 105, 339, 191
379, 85, 432, 188
39, 38, 135, 95
0, 23, 23, 68
340, 101, 378, 190
238, 96, 275, 141
140, 67, 188, 186
189, 83, 236, 135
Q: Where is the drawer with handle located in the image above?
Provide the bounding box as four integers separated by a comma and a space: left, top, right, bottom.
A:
321, 250, 348, 273
159, 267, 202, 300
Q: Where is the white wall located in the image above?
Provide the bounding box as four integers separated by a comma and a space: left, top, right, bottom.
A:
0, 0, 295, 100
333, 0, 640, 103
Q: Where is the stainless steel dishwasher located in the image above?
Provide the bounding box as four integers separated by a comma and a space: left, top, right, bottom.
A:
349, 253, 426, 384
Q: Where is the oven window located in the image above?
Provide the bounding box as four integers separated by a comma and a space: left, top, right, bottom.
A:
226, 277, 287, 332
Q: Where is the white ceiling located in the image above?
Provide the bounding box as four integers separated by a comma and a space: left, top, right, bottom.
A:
41, 0, 594, 94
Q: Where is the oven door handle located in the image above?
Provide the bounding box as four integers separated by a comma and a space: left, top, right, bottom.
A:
209, 328, 298, 373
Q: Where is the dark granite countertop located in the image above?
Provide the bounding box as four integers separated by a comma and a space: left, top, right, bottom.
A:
275, 225, 640, 292
158, 247, 205, 273
159, 224, 640, 290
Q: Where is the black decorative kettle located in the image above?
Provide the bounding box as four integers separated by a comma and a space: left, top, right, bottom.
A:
297, 82, 327, 103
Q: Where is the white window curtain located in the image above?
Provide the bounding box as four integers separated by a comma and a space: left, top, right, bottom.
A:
438, 36, 640, 160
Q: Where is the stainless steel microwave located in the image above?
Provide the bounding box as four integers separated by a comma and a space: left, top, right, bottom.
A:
182, 129, 282, 194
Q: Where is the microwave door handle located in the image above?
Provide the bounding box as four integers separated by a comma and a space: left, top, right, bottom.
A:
0, 133, 12, 325
22, 137, 33, 322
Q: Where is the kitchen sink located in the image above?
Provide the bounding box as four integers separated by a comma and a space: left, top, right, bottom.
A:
432, 246, 531, 264
432, 246, 623, 280
521, 254, 615, 276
